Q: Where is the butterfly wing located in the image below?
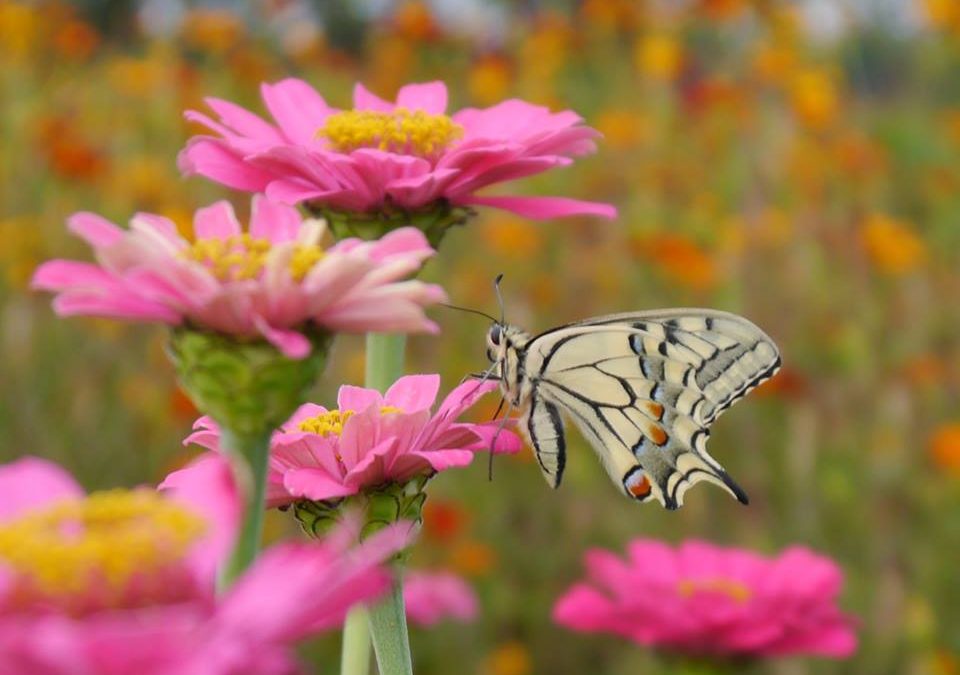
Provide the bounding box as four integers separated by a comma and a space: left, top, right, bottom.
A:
520, 309, 780, 509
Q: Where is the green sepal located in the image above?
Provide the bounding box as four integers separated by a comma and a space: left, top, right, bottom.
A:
306, 201, 475, 248
167, 327, 333, 435
292, 474, 431, 557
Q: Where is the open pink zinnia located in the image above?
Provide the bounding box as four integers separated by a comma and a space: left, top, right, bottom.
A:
403, 570, 478, 627
31, 195, 445, 358
178, 80, 616, 221
553, 539, 857, 659
0, 456, 410, 675
173, 374, 522, 506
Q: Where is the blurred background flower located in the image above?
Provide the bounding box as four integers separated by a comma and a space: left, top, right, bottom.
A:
4, 0, 960, 672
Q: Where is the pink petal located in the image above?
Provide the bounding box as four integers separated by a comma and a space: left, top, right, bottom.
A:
204, 96, 282, 141
177, 138, 276, 191
383, 374, 440, 412
260, 78, 334, 145
408, 449, 474, 473
352, 83, 393, 112
0, 457, 84, 522
337, 385, 382, 414
252, 315, 312, 359
281, 468, 357, 502
460, 195, 617, 220
364, 227, 434, 263
395, 81, 448, 114
249, 194, 303, 243
67, 212, 123, 248
193, 201, 242, 240
159, 454, 241, 586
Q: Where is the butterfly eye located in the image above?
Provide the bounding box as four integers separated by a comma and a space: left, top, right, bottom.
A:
489, 324, 502, 346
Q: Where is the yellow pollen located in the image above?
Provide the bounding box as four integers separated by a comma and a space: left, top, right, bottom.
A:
318, 108, 464, 158
182, 234, 324, 282
297, 406, 405, 437
0, 490, 205, 613
677, 578, 752, 604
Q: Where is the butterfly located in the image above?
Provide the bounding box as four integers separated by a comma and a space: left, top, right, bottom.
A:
482, 306, 781, 510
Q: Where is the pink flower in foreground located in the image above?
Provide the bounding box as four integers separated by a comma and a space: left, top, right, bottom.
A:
174, 374, 522, 507
404, 570, 478, 627
31, 196, 445, 358
179, 80, 616, 221
553, 539, 857, 659
0, 456, 409, 675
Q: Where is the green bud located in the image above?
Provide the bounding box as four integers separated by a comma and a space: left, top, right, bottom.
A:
306, 201, 475, 248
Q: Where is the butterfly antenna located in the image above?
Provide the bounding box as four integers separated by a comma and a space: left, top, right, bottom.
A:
440, 303, 498, 323
493, 273, 506, 325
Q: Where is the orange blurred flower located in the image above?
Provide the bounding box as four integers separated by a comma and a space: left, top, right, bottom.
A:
754, 366, 808, 400
53, 18, 99, 60
899, 354, 946, 388
449, 539, 497, 577
483, 641, 532, 675
0, 217, 44, 289
34, 117, 107, 182
423, 499, 468, 542
0, 1, 37, 61
595, 108, 651, 149
923, 0, 960, 31
860, 213, 926, 276
631, 233, 717, 291
468, 55, 513, 106
929, 424, 960, 476
169, 387, 199, 423
479, 217, 544, 260
752, 42, 797, 85
181, 8, 245, 55
392, 1, 439, 41
634, 33, 683, 82
579, 0, 643, 32
696, 0, 750, 21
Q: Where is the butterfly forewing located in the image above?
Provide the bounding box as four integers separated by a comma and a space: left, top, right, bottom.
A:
510, 309, 780, 509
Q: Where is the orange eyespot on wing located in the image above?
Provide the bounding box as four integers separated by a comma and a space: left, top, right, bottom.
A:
624, 469, 652, 500
640, 401, 664, 420
646, 423, 668, 446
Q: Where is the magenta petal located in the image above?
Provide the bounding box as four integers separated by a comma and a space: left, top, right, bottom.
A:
0, 457, 84, 521
383, 374, 440, 412
410, 449, 474, 472
282, 468, 357, 501
395, 81, 448, 114
461, 195, 618, 220
193, 201, 242, 240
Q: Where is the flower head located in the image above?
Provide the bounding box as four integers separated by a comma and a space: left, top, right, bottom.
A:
0, 456, 409, 675
553, 539, 857, 659
403, 570, 478, 627
176, 375, 522, 509
31, 195, 446, 359
178, 80, 616, 232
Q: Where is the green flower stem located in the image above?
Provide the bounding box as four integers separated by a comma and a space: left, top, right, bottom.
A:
364, 332, 407, 392
217, 427, 273, 589
340, 607, 372, 675
338, 331, 413, 675
367, 578, 413, 675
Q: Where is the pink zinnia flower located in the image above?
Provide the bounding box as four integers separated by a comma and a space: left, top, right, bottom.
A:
174, 374, 522, 506
179, 80, 616, 221
553, 539, 857, 659
0, 456, 410, 675
31, 196, 445, 359
403, 570, 478, 627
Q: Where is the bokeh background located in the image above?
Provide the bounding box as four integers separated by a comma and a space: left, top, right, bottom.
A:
3, 0, 960, 673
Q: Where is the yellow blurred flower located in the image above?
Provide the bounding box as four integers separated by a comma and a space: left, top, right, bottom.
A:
479, 217, 544, 260
923, 0, 960, 31
634, 33, 683, 82
106, 54, 168, 98
579, 0, 643, 32
366, 34, 414, 96
448, 539, 497, 577
0, 217, 43, 289
468, 55, 513, 106
483, 641, 532, 675
752, 42, 797, 84
860, 214, 926, 276
181, 8, 245, 55
789, 67, 840, 130
0, 1, 37, 61
519, 14, 571, 86
929, 424, 960, 476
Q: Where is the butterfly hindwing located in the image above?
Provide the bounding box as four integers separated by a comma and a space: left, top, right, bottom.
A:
519, 309, 780, 508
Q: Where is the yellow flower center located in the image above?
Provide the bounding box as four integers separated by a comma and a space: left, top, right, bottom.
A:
677, 578, 752, 604
318, 108, 464, 158
182, 233, 325, 282
0, 490, 206, 614
297, 406, 404, 437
